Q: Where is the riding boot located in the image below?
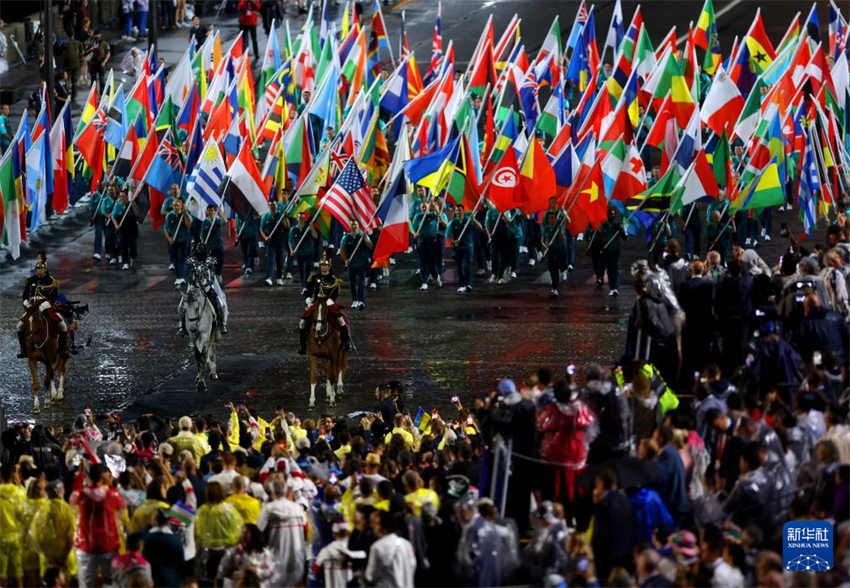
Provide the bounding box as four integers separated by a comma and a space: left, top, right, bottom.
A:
17, 331, 27, 358
298, 328, 307, 355
58, 332, 70, 359
340, 325, 352, 351
177, 309, 187, 337
209, 292, 228, 334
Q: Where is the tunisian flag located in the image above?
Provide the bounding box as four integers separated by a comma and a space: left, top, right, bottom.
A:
486, 145, 522, 212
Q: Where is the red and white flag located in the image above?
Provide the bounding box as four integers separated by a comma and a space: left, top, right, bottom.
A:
700, 66, 744, 136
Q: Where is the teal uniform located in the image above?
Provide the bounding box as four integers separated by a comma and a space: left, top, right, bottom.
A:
201, 217, 225, 249
236, 216, 259, 239
448, 214, 475, 249
413, 212, 439, 241
289, 223, 315, 257
507, 209, 523, 242
165, 211, 191, 242
340, 232, 373, 268
99, 193, 115, 218
260, 210, 286, 243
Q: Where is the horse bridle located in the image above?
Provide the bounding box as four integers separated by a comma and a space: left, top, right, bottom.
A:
27, 312, 50, 350
186, 288, 206, 323
313, 303, 330, 342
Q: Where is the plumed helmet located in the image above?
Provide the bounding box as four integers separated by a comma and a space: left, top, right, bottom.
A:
319, 251, 331, 268
35, 251, 48, 270
193, 242, 209, 260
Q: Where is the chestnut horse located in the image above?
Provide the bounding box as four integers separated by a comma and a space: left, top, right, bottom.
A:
21, 307, 68, 413
307, 298, 347, 410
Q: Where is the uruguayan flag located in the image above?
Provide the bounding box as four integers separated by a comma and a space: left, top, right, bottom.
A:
186, 140, 228, 220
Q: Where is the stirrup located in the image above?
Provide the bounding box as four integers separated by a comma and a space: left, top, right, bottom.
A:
177, 326, 186, 337
17, 351, 27, 358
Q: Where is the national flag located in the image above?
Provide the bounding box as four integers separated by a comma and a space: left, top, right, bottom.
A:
672, 149, 719, 214
518, 136, 556, 214
603, 0, 624, 58
731, 157, 785, 210
626, 167, 679, 214
804, 3, 821, 44
745, 9, 776, 74
75, 83, 99, 137
711, 130, 734, 190
76, 107, 108, 188
536, 79, 566, 139
797, 130, 820, 234
551, 140, 580, 196
372, 168, 410, 264
829, 0, 846, 59
109, 119, 140, 180
445, 133, 480, 208
672, 108, 702, 176
566, 7, 599, 92
733, 78, 767, 142
285, 115, 314, 189
486, 142, 522, 211
368, 0, 393, 77
425, 1, 443, 84
695, 0, 722, 74
321, 158, 377, 231
49, 101, 73, 214
26, 132, 47, 232
0, 141, 26, 259
187, 140, 227, 218
144, 129, 184, 196
700, 66, 744, 136
487, 107, 519, 170
566, 0, 588, 52
605, 140, 648, 201
573, 159, 608, 229
405, 136, 460, 193
226, 141, 271, 220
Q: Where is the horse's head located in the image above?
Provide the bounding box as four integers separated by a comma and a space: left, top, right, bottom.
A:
312, 298, 329, 339
23, 307, 49, 349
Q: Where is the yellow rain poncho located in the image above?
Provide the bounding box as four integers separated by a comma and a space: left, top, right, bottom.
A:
194, 503, 244, 550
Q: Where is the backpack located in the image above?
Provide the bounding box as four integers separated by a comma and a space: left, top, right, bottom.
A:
637, 294, 675, 340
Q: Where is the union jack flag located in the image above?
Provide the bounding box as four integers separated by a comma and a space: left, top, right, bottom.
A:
424, 1, 443, 84
320, 158, 377, 233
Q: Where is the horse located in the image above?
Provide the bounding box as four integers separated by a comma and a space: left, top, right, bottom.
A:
21, 307, 68, 414
307, 298, 347, 410
183, 287, 220, 392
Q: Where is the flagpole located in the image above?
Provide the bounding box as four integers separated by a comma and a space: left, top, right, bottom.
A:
709, 202, 734, 249
203, 202, 225, 244
292, 199, 327, 254
475, 83, 492, 126
118, 181, 145, 227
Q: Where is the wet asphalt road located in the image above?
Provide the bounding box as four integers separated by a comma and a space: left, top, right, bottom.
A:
0, 205, 631, 423
0, 0, 819, 424
0, 200, 809, 425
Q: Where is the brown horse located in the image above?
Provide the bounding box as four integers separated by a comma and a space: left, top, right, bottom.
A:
21, 307, 69, 414
307, 298, 347, 410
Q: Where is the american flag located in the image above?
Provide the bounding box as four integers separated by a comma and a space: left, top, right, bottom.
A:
321, 159, 377, 233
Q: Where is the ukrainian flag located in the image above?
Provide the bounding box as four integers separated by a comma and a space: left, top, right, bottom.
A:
404, 137, 461, 194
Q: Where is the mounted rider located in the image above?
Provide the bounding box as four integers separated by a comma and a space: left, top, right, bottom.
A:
298, 252, 351, 354
17, 252, 70, 359
178, 242, 229, 336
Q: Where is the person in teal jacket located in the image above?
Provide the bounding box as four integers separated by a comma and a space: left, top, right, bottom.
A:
164, 197, 193, 285
236, 213, 259, 275
412, 200, 444, 290
87, 181, 107, 261
447, 203, 481, 293
340, 220, 373, 309
289, 212, 318, 293
100, 184, 118, 265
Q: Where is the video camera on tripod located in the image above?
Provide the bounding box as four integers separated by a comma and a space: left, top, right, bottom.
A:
66, 300, 89, 318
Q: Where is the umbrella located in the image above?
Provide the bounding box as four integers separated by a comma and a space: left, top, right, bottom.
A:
577, 457, 662, 490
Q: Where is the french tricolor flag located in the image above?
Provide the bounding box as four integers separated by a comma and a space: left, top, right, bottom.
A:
372, 172, 409, 266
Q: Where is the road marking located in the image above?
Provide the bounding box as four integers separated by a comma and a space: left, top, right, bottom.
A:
69, 279, 99, 295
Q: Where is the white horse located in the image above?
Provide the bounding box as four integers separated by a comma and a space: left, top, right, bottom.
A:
183, 287, 220, 392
